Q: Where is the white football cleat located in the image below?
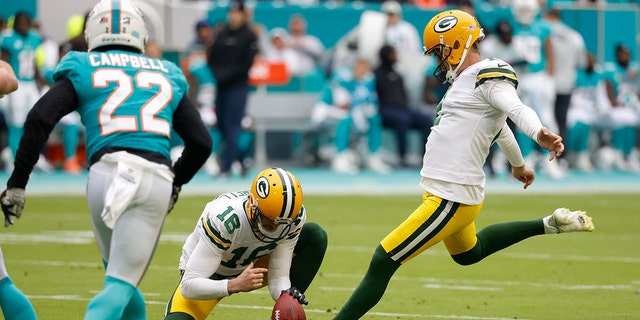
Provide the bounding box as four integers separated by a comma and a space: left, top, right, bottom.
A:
331, 152, 359, 175
367, 154, 391, 174
34, 154, 54, 173
544, 208, 595, 234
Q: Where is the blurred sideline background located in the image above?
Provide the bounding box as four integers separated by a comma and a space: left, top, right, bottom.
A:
2, 0, 640, 185
3, 0, 638, 64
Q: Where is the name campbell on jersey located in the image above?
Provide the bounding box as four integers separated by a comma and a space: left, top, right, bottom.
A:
53, 50, 188, 161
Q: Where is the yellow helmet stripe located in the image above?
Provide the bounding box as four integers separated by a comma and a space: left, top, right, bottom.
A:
274, 167, 295, 220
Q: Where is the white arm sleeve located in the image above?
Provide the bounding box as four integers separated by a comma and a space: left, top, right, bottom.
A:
495, 123, 525, 168
267, 239, 296, 301
180, 240, 230, 300
485, 80, 543, 143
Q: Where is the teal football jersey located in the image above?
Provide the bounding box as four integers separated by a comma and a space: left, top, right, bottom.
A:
0, 30, 42, 82
53, 50, 189, 161
512, 19, 552, 74
187, 55, 215, 86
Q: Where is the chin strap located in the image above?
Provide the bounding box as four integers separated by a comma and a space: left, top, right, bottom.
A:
445, 34, 475, 83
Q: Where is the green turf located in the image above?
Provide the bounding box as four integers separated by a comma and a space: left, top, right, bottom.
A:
2, 193, 639, 319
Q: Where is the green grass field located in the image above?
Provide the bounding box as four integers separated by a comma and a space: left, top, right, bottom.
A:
1, 193, 639, 319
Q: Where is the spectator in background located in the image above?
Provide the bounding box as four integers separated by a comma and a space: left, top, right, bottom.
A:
566, 52, 627, 172
381, 0, 422, 55
262, 28, 300, 74
54, 11, 92, 174
59, 11, 90, 55
603, 43, 640, 171
244, 3, 269, 53
0, 12, 54, 174
285, 14, 325, 77
479, 19, 526, 176
510, 0, 563, 179
36, 19, 83, 174
181, 45, 255, 178
479, 20, 527, 72
180, 47, 220, 176
0, 17, 7, 33
543, 8, 587, 163
374, 45, 432, 168
311, 58, 391, 175
207, 0, 259, 178
189, 19, 213, 51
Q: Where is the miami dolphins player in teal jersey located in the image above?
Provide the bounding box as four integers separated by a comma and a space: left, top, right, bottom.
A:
312, 58, 390, 174
510, 0, 564, 179
0, 1, 212, 319
602, 44, 640, 171
0, 12, 44, 169
0, 59, 37, 320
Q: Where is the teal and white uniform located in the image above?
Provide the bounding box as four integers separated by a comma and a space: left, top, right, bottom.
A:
0, 29, 42, 156
511, 18, 557, 160
312, 67, 383, 155
3, 3, 213, 320
54, 50, 187, 161
601, 61, 640, 160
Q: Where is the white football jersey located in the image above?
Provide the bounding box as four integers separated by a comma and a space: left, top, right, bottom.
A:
179, 190, 306, 278
420, 58, 542, 205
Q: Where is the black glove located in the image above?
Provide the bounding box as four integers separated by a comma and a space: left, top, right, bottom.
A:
168, 185, 181, 213
1, 188, 25, 227
281, 286, 308, 305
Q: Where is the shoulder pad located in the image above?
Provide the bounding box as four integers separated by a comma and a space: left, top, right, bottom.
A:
475, 59, 518, 89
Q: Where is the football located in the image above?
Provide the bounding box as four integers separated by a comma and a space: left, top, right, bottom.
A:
271, 292, 306, 320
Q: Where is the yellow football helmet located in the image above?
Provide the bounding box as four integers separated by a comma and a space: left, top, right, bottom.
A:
246, 167, 303, 242
423, 9, 484, 83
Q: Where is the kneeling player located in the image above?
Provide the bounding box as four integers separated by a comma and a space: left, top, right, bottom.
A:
164, 167, 328, 320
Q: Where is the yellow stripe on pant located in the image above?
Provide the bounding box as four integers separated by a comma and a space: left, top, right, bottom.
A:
380, 192, 483, 264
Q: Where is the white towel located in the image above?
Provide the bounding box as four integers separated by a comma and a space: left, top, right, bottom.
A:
99, 152, 174, 229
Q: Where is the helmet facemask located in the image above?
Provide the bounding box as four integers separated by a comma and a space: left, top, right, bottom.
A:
424, 34, 475, 84
424, 42, 452, 83
247, 194, 294, 243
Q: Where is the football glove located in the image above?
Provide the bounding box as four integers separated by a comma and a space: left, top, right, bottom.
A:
1, 188, 25, 227
281, 286, 308, 305
168, 185, 181, 213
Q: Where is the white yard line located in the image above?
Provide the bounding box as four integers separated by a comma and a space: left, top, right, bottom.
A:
321, 273, 638, 291
2, 233, 638, 264
25, 294, 527, 320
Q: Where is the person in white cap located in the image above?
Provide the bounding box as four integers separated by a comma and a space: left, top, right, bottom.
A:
381, 0, 422, 55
